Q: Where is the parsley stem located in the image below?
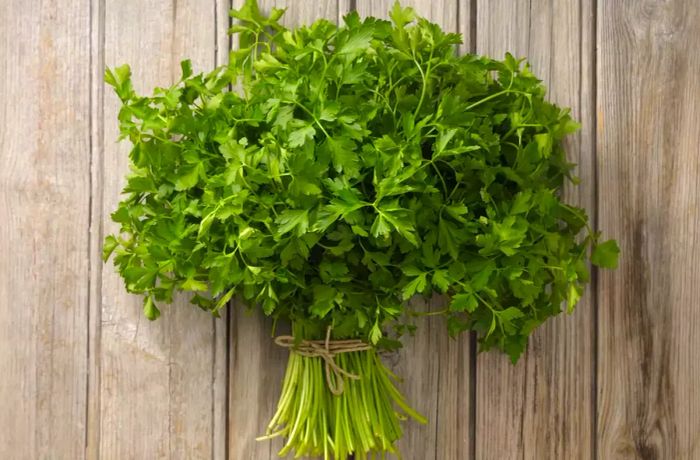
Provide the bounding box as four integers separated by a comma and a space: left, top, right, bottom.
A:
465, 89, 526, 111
286, 100, 332, 139
430, 161, 449, 197
413, 50, 434, 118
262, 345, 424, 458
409, 308, 448, 317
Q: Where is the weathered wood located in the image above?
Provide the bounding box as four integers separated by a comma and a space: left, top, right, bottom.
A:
355, 2, 473, 458
87, 0, 105, 457
474, 1, 597, 459
0, 1, 91, 458
213, 4, 233, 460
228, 308, 288, 458
596, 1, 700, 459
96, 1, 226, 458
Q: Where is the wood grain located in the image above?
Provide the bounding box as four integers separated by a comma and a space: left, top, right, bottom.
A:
0, 0, 91, 458
596, 1, 700, 459
474, 1, 597, 459
213, 4, 232, 458
96, 1, 226, 458
87, 0, 105, 456
355, 2, 473, 459
228, 308, 289, 458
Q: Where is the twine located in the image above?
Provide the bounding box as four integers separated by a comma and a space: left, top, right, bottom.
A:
274, 328, 372, 395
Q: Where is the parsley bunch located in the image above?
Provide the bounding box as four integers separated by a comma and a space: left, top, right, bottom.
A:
104, 0, 618, 456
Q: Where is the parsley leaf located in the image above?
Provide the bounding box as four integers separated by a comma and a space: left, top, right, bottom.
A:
591, 239, 620, 269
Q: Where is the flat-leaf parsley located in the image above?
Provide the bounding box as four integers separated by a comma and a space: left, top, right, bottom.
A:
104, 1, 619, 457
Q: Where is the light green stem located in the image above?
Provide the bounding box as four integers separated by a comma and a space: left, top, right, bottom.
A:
258, 348, 425, 459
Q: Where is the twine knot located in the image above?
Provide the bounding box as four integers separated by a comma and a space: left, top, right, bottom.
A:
274, 328, 371, 395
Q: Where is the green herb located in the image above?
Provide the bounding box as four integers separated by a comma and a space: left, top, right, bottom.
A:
103, 1, 618, 457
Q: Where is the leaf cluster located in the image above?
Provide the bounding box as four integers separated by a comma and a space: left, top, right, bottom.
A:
104, 0, 618, 362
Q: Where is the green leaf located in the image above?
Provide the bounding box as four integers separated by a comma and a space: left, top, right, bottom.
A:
534, 133, 552, 158
198, 211, 216, 238
288, 125, 316, 148
180, 59, 193, 79
181, 278, 208, 291
567, 283, 582, 313
389, 1, 416, 28
214, 287, 235, 312
311, 285, 337, 318
336, 27, 373, 57
438, 218, 460, 259
174, 164, 202, 191
102, 235, 118, 261
319, 260, 350, 283
445, 204, 468, 222
505, 337, 527, 364
434, 129, 457, 156
327, 137, 360, 178
143, 296, 160, 320
510, 191, 532, 215
351, 225, 368, 237
273, 105, 294, 129
124, 175, 156, 193
450, 292, 478, 313
499, 307, 524, 323
432, 270, 450, 293
370, 214, 391, 239
402, 273, 426, 300
376, 203, 419, 246
369, 322, 383, 345
470, 261, 495, 290
591, 239, 620, 268
276, 209, 309, 237
487, 315, 497, 337
104, 64, 133, 100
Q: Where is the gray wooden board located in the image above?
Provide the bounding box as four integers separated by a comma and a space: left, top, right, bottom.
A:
474, 1, 597, 458
596, 1, 700, 458
96, 1, 227, 458
0, 0, 91, 458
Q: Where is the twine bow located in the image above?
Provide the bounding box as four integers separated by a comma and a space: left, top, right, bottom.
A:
274, 328, 372, 395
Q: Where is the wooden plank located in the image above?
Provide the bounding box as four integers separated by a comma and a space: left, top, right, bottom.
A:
225, 3, 343, 458
596, 1, 700, 458
212, 4, 232, 459
97, 1, 226, 458
228, 308, 288, 458
355, 2, 473, 458
474, 1, 596, 459
0, 0, 91, 458
87, 0, 106, 457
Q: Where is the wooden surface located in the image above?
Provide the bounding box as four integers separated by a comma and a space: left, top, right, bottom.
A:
474, 1, 597, 458
95, 1, 227, 459
596, 1, 700, 459
0, 1, 91, 458
1, 0, 699, 459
